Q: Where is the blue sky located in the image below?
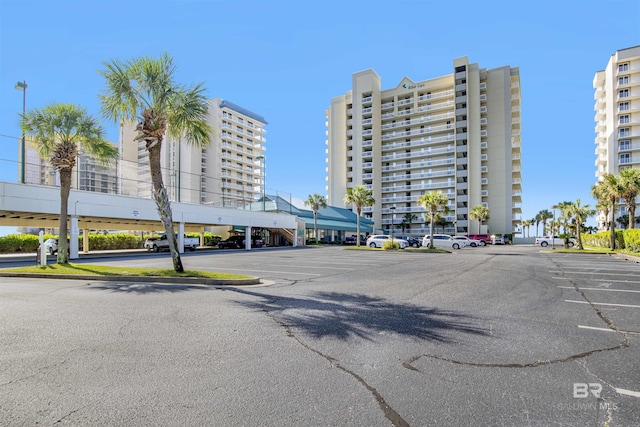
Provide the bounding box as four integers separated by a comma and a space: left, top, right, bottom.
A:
1, 0, 639, 235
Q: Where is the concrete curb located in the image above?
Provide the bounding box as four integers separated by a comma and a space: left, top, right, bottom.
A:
0, 272, 261, 286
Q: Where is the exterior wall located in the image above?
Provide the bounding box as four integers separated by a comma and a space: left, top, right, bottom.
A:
326, 57, 522, 235
119, 98, 267, 208
593, 46, 640, 227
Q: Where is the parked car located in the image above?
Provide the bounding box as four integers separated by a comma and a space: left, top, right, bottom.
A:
146, 234, 199, 252
422, 234, 463, 250
464, 234, 491, 246
492, 235, 505, 245
452, 235, 482, 247
218, 235, 264, 249
398, 236, 421, 248
43, 238, 59, 255
366, 235, 409, 249
535, 236, 575, 248
343, 235, 367, 246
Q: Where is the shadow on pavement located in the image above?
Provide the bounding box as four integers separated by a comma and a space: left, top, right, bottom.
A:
87, 282, 213, 293
226, 288, 489, 342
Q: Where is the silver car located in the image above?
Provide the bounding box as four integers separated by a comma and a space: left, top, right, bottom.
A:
366, 235, 409, 249
422, 234, 463, 250
452, 236, 482, 247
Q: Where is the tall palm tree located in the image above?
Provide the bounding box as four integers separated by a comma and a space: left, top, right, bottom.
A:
469, 205, 490, 234
343, 185, 375, 247
538, 209, 553, 236
99, 53, 213, 272
417, 191, 450, 249
522, 219, 531, 238
21, 103, 118, 264
595, 200, 610, 230
534, 214, 542, 237
564, 199, 596, 250
592, 174, 623, 250
619, 168, 640, 229
304, 193, 327, 242
399, 213, 417, 234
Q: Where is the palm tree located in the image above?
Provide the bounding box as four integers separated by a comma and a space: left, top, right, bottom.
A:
564, 199, 596, 250
417, 191, 450, 249
522, 219, 531, 238
595, 200, 610, 230
343, 185, 375, 247
534, 214, 542, 237
399, 213, 417, 235
469, 205, 490, 234
619, 168, 640, 229
538, 209, 553, 236
99, 53, 213, 272
304, 193, 327, 242
21, 103, 118, 264
592, 174, 623, 250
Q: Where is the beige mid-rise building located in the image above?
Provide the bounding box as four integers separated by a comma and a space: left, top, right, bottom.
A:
326, 56, 522, 236
594, 46, 640, 222
119, 98, 267, 208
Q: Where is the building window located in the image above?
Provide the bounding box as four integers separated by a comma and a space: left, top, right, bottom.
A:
618, 76, 629, 86
619, 140, 631, 151
619, 128, 630, 137
619, 89, 629, 98
620, 102, 630, 111
238, 117, 243, 124
618, 63, 629, 72
620, 115, 630, 125
620, 153, 631, 164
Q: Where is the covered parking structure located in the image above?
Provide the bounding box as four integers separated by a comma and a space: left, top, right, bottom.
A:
0, 182, 301, 259
246, 195, 374, 243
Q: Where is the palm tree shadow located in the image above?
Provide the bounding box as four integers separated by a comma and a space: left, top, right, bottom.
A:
87, 282, 211, 294
227, 289, 488, 343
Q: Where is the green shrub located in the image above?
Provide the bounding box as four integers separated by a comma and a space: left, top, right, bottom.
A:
382, 240, 400, 250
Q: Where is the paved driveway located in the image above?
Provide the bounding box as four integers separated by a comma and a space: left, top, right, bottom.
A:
1, 245, 638, 426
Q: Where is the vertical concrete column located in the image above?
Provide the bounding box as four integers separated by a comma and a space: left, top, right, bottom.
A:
70, 216, 79, 259
83, 229, 89, 253
177, 222, 185, 253
199, 231, 204, 248
245, 226, 252, 250
293, 227, 298, 247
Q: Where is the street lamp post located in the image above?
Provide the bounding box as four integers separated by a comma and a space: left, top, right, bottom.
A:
256, 155, 265, 211
15, 81, 27, 184
390, 206, 396, 243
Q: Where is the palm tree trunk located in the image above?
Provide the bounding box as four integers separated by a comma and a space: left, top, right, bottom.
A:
313, 211, 318, 240
356, 207, 361, 247
630, 206, 636, 230
610, 200, 616, 250
58, 168, 72, 264
429, 212, 435, 248
149, 143, 184, 272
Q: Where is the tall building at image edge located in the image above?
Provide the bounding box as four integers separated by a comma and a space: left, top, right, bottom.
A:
593, 46, 640, 228
325, 56, 522, 236
119, 98, 267, 208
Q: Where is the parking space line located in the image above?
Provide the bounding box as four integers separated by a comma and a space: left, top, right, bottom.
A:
558, 286, 640, 293
550, 270, 640, 277
577, 325, 640, 335
554, 277, 640, 283
616, 388, 640, 398
565, 300, 640, 308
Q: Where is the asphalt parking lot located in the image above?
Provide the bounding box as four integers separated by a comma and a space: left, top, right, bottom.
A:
1, 244, 639, 426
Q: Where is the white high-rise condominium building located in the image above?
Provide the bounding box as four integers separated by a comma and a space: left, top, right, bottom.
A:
120, 98, 267, 208
326, 56, 522, 236
594, 46, 640, 220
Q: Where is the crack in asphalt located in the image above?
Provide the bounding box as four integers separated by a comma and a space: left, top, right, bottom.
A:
262, 307, 409, 427
403, 253, 629, 371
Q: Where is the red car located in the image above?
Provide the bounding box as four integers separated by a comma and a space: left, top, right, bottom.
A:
464, 234, 491, 246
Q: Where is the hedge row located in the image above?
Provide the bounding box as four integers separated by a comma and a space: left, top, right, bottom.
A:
0, 232, 222, 254
581, 229, 640, 252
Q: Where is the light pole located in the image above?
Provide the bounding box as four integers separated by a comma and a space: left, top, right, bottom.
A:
390, 206, 396, 243
256, 155, 265, 211
15, 81, 27, 184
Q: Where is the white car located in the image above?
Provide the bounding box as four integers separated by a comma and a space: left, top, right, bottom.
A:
366, 235, 409, 249
535, 236, 575, 248
452, 236, 482, 247
422, 234, 464, 250
492, 235, 505, 245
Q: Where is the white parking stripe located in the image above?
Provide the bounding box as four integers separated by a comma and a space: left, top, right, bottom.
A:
550, 271, 640, 277
555, 277, 640, 283
616, 388, 640, 398
577, 325, 640, 335
565, 300, 640, 308
558, 286, 640, 293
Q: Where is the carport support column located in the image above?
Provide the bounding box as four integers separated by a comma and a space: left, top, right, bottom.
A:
245, 226, 252, 250
293, 227, 297, 247
199, 231, 204, 248
83, 229, 89, 253
177, 222, 185, 254
69, 215, 79, 259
